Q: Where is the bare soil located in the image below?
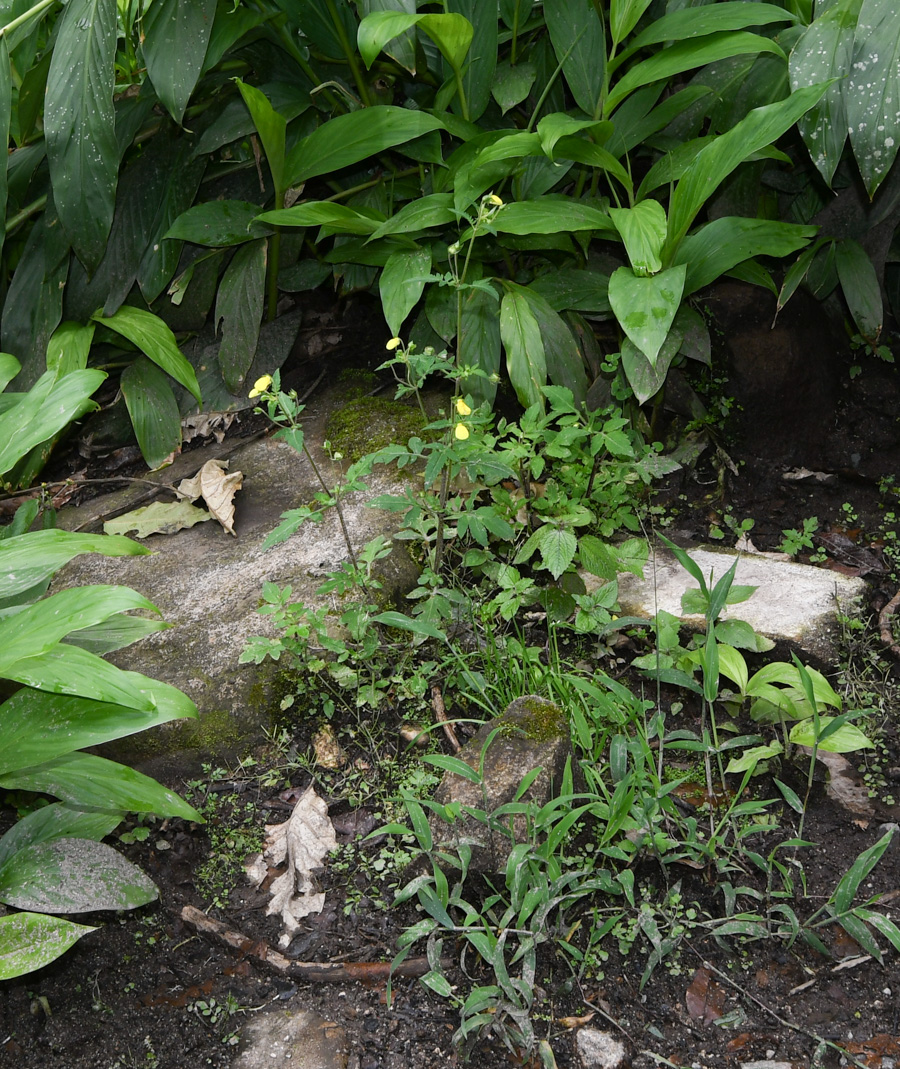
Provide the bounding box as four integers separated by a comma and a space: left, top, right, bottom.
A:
3, 284, 900, 1069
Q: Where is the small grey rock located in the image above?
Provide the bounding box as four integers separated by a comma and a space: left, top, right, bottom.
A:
575, 1028, 628, 1069
231, 1007, 347, 1069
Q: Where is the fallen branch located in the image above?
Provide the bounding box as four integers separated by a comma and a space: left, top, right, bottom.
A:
180, 904, 440, 982
431, 684, 461, 752
878, 588, 900, 660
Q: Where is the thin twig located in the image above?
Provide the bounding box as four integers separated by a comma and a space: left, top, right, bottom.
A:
431, 683, 461, 752
180, 905, 442, 982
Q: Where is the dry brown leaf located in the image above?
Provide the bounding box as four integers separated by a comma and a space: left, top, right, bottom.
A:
176, 458, 243, 535
181, 412, 237, 445
815, 750, 876, 816
245, 786, 337, 948
557, 1011, 595, 1029
686, 966, 726, 1025
313, 725, 346, 769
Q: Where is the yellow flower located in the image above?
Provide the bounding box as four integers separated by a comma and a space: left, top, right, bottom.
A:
386, 336, 402, 350
486, 193, 504, 206
454, 422, 470, 441
455, 397, 472, 416
248, 374, 273, 398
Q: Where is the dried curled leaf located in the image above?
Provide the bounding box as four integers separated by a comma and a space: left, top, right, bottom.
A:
245, 786, 337, 948
177, 458, 243, 535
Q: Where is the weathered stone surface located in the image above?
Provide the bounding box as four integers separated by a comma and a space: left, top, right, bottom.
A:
53, 390, 423, 778
231, 1007, 347, 1069
588, 542, 865, 665
575, 1028, 628, 1069
431, 695, 573, 873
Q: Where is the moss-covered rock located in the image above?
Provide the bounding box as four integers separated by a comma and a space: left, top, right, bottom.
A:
325, 396, 427, 463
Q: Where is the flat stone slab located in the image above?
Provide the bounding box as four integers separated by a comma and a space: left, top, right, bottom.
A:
231, 1007, 347, 1069
607, 542, 866, 665
53, 391, 421, 777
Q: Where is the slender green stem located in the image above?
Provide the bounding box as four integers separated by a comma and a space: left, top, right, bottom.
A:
5, 193, 46, 235
325, 0, 373, 107
324, 166, 419, 203
452, 66, 469, 122
0, 0, 55, 39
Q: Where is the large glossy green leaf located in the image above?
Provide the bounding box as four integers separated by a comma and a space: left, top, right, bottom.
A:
0, 912, 97, 980
492, 58, 537, 114
552, 136, 633, 193
1, 199, 70, 385
137, 145, 207, 304
530, 268, 610, 314
120, 357, 183, 469
490, 198, 614, 236
0, 369, 106, 477
0, 689, 192, 777
0, 586, 156, 670
0, 837, 157, 913
236, 80, 286, 194
518, 285, 588, 405
0, 529, 149, 601
142, 0, 217, 124
664, 85, 828, 258
95, 306, 202, 404
790, 0, 861, 186
835, 238, 882, 343
789, 717, 874, 753
620, 333, 680, 404
609, 201, 668, 275
500, 289, 546, 408
846, 0, 900, 196
165, 200, 266, 247
0, 804, 122, 873
285, 106, 444, 187
358, 11, 473, 72
608, 265, 686, 366
380, 247, 432, 336
46, 321, 95, 375
675, 217, 818, 294
610, 0, 654, 46
606, 32, 785, 115
447, 0, 496, 121
214, 238, 267, 394
258, 201, 383, 235
0, 751, 201, 821
62, 613, 168, 655
459, 284, 501, 408
545, 0, 606, 118
66, 134, 187, 320
617, 2, 795, 66
280, 0, 358, 60
368, 193, 456, 240
0, 36, 9, 262
45, 0, 118, 269
358, 0, 417, 73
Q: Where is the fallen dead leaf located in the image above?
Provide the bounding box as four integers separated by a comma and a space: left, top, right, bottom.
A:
814, 750, 876, 816
686, 966, 726, 1025
181, 412, 237, 445
103, 500, 213, 538
557, 1012, 595, 1029
245, 786, 338, 948
844, 1034, 900, 1068
313, 724, 346, 769
177, 458, 243, 536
